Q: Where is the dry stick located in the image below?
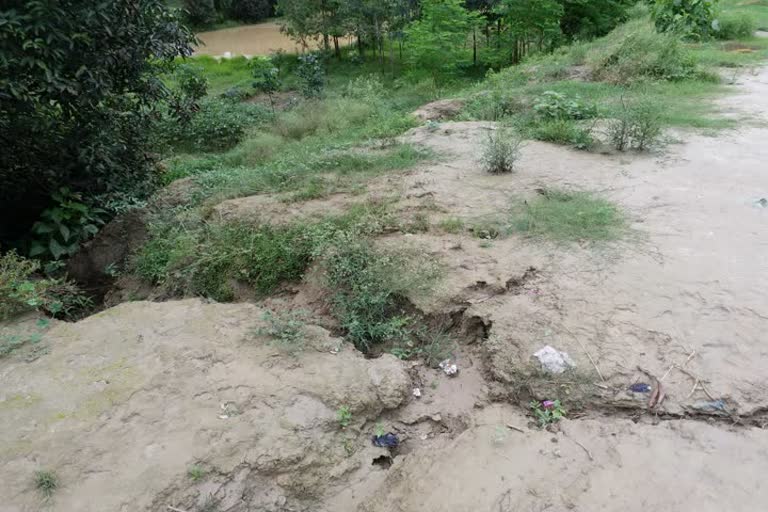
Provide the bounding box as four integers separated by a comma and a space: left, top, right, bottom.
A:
562, 325, 606, 382
564, 432, 594, 461
167, 506, 191, 512
506, 424, 526, 433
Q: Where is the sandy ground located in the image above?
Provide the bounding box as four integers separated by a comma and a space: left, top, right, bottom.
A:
2, 69, 768, 511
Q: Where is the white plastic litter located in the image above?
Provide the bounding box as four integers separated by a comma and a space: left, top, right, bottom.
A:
413, 388, 422, 398
438, 359, 459, 377
533, 345, 576, 374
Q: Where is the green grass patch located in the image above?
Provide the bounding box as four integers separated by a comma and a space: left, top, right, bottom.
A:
132, 202, 396, 301
509, 189, 626, 242
721, 0, 768, 31
323, 239, 441, 353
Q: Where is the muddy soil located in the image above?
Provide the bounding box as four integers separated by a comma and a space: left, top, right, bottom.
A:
2, 70, 768, 511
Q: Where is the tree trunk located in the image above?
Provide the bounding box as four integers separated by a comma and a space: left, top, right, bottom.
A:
334, 36, 340, 59
473, 27, 477, 66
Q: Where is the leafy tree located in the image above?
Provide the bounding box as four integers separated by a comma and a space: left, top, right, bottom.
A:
496, 0, 563, 62
405, 0, 481, 81
183, 0, 217, 26
229, 0, 273, 22
651, 0, 719, 40
558, 0, 633, 40
0, 0, 194, 246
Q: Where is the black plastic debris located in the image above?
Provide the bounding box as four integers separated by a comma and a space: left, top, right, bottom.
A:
372, 433, 399, 448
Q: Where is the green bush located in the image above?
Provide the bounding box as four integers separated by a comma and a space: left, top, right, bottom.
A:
296, 54, 325, 99
715, 13, 757, 40
608, 95, 663, 151
0, 251, 90, 321
480, 128, 524, 174
162, 98, 269, 152
587, 19, 699, 83
324, 239, 439, 353
533, 91, 597, 120
651, 0, 718, 40
28, 188, 107, 261
531, 119, 594, 150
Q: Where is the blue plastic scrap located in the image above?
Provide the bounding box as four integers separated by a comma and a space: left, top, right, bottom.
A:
372, 433, 399, 448
629, 383, 652, 393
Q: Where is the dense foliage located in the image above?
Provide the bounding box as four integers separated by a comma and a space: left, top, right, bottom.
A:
651, 0, 719, 40
0, 0, 194, 245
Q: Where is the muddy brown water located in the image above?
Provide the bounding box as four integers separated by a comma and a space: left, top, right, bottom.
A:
194, 22, 353, 57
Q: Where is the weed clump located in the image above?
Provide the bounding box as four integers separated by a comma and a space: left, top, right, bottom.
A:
510, 189, 626, 242
256, 309, 308, 354
715, 13, 757, 40
480, 128, 523, 174
608, 95, 663, 151
34, 470, 58, 498
531, 119, 594, 150
323, 240, 439, 353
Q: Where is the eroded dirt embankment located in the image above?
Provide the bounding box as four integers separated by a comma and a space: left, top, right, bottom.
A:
2, 69, 768, 512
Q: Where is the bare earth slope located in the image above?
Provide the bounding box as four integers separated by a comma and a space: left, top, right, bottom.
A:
2, 70, 768, 511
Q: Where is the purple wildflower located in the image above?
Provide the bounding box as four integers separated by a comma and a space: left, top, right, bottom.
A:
542, 400, 555, 409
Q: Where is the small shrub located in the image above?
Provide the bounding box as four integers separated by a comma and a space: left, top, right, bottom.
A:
296, 53, 325, 99
34, 470, 59, 498
324, 240, 439, 353
337, 405, 352, 428
256, 309, 308, 353
531, 119, 594, 150
533, 91, 597, 120
530, 399, 567, 427
176, 64, 209, 103
608, 95, 663, 151
0, 251, 91, 321
28, 188, 107, 261
164, 98, 269, 152
251, 57, 281, 113
715, 13, 757, 40
509, 188, 626, 242
480, 128, 523, 174
187, 464, 206, 482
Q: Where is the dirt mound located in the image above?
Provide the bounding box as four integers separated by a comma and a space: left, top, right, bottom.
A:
0, 300, 410, 512
412, 99, 466, 122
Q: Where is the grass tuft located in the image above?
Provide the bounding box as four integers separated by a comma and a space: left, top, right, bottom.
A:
509, 189, 626, 242
34, 470, 58, 498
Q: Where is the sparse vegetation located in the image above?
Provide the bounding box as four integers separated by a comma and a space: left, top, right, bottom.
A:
438, 217, 465, 234
480, 128, 524, 174
34, 470, 59, 498
187, 464, 207, 482
337, 405, 353, 429
256, 309, 308, 353
608, 94, 664, 151
530, 399, 567, 427
509, 189, 626, 242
